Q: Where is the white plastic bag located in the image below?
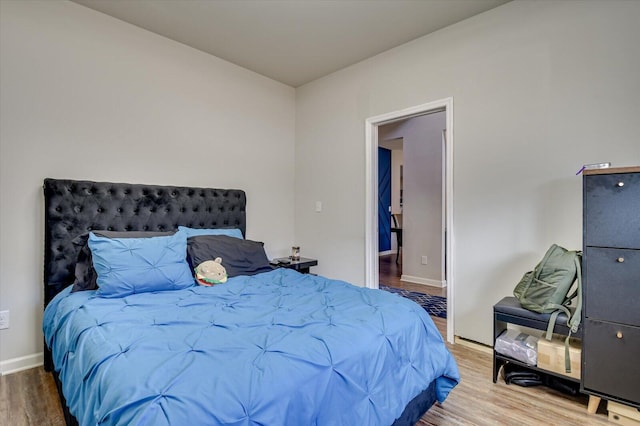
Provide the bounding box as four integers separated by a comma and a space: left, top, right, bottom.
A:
495, 329, 538, 365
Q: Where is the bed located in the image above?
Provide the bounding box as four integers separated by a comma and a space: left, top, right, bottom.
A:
42, 178, 459, 426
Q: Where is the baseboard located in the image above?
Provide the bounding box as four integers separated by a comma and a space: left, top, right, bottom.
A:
454, 336, 493, 355
400, 274, 446, 288
378, 250, 394, 256
0, 352, 43, 375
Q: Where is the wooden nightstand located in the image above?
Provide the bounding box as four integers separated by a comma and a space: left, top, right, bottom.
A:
271, 257, 318, 274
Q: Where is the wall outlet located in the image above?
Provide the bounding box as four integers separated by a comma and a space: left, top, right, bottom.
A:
421, 256, 428, 265
0, 310, 9, 330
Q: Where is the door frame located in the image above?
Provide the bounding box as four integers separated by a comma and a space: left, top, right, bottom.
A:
364, 97, 455, 344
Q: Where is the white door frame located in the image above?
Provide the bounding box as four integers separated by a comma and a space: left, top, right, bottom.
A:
365, 97, 455, 344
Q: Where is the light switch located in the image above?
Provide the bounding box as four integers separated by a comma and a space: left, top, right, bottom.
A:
315, 201, 322, 212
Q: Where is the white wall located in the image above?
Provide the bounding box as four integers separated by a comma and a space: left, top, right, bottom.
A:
295, 0, 640, 345
0, 1, 295, 371
379, 113, 446, 285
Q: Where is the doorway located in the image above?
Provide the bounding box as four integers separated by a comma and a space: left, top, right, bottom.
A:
365, 98, 454, 343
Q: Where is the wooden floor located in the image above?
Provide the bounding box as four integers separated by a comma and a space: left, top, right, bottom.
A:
0, 365, 64, 425
0, 257, 610, 425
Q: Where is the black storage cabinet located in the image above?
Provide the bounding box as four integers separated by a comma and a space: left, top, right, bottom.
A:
582, 166, 640, 408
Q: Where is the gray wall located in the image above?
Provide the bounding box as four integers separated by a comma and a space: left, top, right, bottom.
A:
0, 1, 295, 371
295, 0, 640, 345
379, 112, 446, 286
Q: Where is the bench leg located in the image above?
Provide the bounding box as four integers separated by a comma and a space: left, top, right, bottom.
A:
493, 355, 503, 383
587, 395, 601, 414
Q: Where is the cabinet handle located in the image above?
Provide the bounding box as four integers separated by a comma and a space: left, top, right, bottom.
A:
617, 257, 625, 263
616, 331, 623, 339
616, 181, 625, 187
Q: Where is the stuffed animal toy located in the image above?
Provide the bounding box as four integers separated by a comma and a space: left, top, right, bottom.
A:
195, 257, 228, 286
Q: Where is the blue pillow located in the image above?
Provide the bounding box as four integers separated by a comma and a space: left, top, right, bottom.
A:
177, 226, 243, 239
89, 231, 194, 297
71, 231, 176, 293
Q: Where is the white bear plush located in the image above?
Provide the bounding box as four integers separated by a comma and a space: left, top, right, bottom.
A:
194, 257, 228, 286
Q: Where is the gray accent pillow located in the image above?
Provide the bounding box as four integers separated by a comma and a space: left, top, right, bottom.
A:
187, 235, 273, 278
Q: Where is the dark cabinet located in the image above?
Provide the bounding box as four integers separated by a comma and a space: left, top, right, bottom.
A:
582, 319, 640, 404
583, 171, 640, 249
584, 247, 640, 325
582, 167, 640, 408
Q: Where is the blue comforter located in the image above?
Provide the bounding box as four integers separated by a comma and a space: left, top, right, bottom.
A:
44, 268, 459, 425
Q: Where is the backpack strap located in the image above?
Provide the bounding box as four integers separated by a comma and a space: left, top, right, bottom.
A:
568, 255, 582, 334
545, 306, 571, 340
564, 333, 573, 373
545, 254, 583, 373
563, 256, 583, 373
543, 307, 573, 373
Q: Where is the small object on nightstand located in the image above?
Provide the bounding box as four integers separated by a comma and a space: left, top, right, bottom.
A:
291, 246, 300, 261
271, 257, 318, 274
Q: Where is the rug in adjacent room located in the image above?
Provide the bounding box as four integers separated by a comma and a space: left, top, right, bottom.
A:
380, 284, 447, 319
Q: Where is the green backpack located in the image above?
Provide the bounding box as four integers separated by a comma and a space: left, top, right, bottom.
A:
513, 244, 582, 372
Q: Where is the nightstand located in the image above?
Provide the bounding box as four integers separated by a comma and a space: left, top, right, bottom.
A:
271, 257, 318, 274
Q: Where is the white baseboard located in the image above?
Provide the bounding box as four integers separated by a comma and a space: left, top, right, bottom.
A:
0, 352, 43, 375
454, 336, 493, 355
378, 250, 394, 256
400, 274, 446, 288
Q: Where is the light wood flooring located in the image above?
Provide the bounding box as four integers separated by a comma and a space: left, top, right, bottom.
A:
0, 365, 64, 425
1, 257, 611, 425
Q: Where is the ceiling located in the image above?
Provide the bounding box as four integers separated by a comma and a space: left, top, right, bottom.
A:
72, 0, 510, 87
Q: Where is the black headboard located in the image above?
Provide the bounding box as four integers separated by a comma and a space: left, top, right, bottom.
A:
43, 178, 246, 307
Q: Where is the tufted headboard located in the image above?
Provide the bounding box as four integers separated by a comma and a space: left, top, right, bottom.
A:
43, 178, 246, 307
